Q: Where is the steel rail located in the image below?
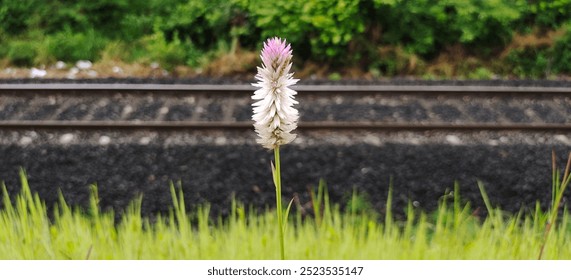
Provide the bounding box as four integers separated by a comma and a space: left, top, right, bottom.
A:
0, 120, 570, 131
1, 83, 571, 93
1, 83, 569, 132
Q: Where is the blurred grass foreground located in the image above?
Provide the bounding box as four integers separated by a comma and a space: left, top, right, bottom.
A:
1, 0, 571, 79
1, 171, 571, 259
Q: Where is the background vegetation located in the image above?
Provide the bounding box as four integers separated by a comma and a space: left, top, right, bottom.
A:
1, 0, 571, 79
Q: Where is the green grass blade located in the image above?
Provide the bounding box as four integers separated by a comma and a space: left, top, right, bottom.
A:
477, 181, 494, 221
283, 197, 294, 233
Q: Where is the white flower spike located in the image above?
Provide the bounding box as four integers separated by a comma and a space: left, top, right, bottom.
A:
252, 37, 299, 150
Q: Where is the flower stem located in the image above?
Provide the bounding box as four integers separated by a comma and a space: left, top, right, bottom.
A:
274, 146, 285, 260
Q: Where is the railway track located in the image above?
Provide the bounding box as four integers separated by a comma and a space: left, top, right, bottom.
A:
0, 82, 570, 215
0, 83, 570, 131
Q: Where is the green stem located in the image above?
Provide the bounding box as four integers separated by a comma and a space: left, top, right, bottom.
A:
274, 146, 285, 260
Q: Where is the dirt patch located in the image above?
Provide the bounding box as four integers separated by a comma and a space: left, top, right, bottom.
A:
202, 49, 258, 78
500, 29, 566, 58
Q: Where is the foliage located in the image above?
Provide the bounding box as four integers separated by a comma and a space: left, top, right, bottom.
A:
552, 24, 571, 73
0, 0, 129, 37
467, 67, 495, 80
0, 0, 571, 78
370, 46, 423, 76
524, 0, 571, 28
44, 29, 108, 63
504, 46, 551, 78
7, 40, 37, 66
238, 0, 365, 62
0, 0, 38, 35
372, 0, 523, 56
500, 23, 571, 78
160, 0, 234, 48
142, 31, 188, 70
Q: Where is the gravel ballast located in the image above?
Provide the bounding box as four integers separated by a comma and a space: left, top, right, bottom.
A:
0, 129, 569, 217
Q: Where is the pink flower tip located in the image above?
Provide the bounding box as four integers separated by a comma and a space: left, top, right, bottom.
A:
261, 37, 292, 69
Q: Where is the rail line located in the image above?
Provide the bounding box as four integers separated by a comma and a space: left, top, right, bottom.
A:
2, 82, 569, 217
0, 120, 570, 131
0, 83, 570, 132
2, 82, 571, 93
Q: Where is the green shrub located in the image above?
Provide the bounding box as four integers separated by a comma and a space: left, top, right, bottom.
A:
372, 0, 440, 56
239, 0, 365, 62
0, 30, 9, 58
371, 46, 423, 76
504, 46, 551, 78
120, 13, 156, 42
451, 0, 522, 53
158, 0, 235, 49
525, 0, 571, 28
551, 24, 571, 73
75, 0, 129, 38
45, 29, 107, 62
0, 0, 39, 35
142, 31, 188, 70
7, 40, 37, 67
501, 23, 571, 77
0, 0, 569, 77
1, 0, 129, 39
373, 0, 523, 57
467, 67, 495, 80
122, 0, 236, 68
120, 0, 186, 41
30, 0, 128, 36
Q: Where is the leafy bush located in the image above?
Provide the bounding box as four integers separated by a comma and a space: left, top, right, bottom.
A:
467, 67, 495, 80
504, 46, 552, 78
500, 23, 571, 78
551, 24, 571, 73
7, 40, 37, 66
0, 0, 129, 37
75, 0, 129, 38
450, 0, 522, 52
142, 31, 192, 70
239, 0, 365, 62
1, 0, 571, 77
164, 0, 234, 47
524, 0, 571, 28
45, 29, 108, 62
0, 0, 39, 35
371, 46, 423, 76
372, 0, 523, 57
39, 0, 128, 36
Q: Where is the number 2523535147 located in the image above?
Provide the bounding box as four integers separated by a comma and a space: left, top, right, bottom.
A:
298, 266, 364, 276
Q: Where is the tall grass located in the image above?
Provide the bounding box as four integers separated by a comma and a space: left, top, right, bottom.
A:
0, 171, 570, 260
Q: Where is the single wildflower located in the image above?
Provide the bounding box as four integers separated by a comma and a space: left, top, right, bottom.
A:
252, 37, 299, 260
252, 37, 299, 150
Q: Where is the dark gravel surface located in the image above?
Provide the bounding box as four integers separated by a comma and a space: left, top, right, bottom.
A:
0, 129, 569, 218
